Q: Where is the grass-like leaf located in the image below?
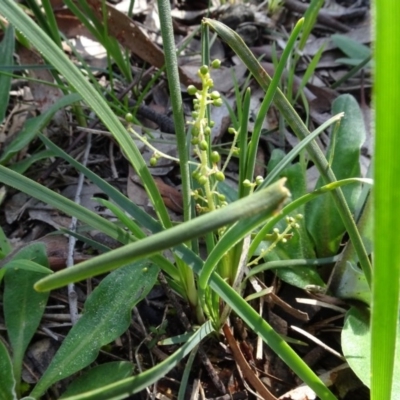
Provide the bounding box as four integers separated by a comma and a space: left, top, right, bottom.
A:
372, 2, 400, 399
35, 179, 289, 291
0, 93, 81, 165
0, 24, 15, 124
0, 165, 133, 245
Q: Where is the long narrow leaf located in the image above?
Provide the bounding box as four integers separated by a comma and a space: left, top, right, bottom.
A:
0, 165, 133, 244
372, 2, 400, 399
245, 18, 304, 187
0, 93, 81, 165
0, 25, 15, 124
35, 179, 289, 291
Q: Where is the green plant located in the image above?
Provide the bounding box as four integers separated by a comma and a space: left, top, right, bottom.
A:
0, 0, 393, 399
371, 1, 400, 399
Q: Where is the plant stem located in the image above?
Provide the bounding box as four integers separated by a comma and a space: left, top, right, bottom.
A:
157, 0, 191, 223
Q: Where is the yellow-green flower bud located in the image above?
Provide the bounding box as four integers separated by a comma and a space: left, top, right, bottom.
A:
199, 65, 209, 75
243, 179, 252, 187
198, 175, 208, 185
215, 171, 225, 181
192, 125, 200, 136
192, 170, 201, 180
232, 148, 240, 156
255, 176, 264, 185
211, 151, 220, 163
125, 113, 134, 122
212, 98, 223, 107
150, 157, 157, 166
187, 85, 198, 95
199, 140, 208, 151
210, 91, 220, 100
211, 59, 221, 69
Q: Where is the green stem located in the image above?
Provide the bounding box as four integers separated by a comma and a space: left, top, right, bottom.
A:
157, 0, 191, 222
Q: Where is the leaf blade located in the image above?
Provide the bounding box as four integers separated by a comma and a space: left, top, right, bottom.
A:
30, 261, 158, 398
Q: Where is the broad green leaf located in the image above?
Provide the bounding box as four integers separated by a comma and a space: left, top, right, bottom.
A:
3, 243, 51, 395
60, 362, 134, 398
334, 261, 370, 304
0, 340, 17, 400
30, 261, 158, 398
329, 194, 373, 304
60, 321, 213, 400
342, 306, 400, 399
335, 58, 371, 67
0, 25, 15, 124
307, 94, 366, 256
0, 93, 81, 165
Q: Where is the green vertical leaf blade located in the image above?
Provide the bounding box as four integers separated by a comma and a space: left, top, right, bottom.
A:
0, 25, 15, 124
372, 2, 400, 400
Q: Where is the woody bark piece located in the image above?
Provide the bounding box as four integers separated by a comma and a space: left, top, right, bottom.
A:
84, 0, 195, 87
223, 324, 278, 400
